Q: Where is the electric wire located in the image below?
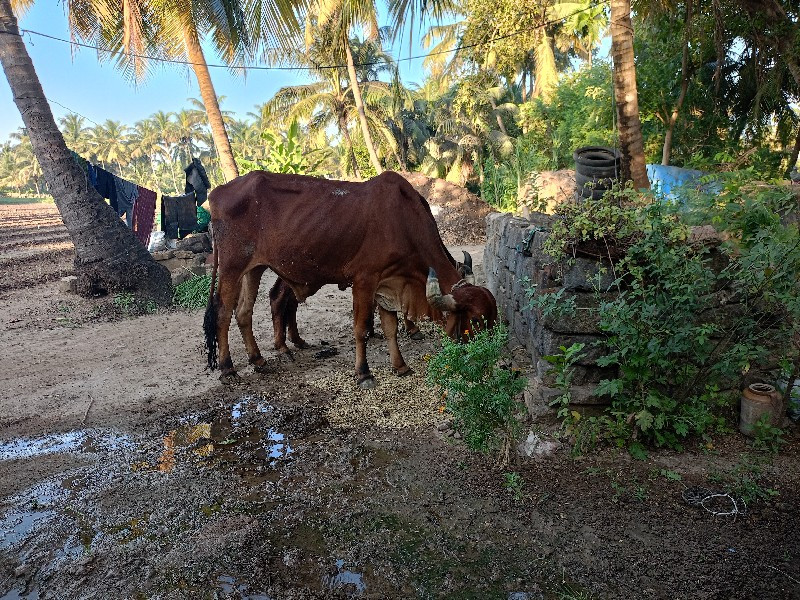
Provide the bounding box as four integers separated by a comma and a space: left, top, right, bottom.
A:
15, 1, 611, 72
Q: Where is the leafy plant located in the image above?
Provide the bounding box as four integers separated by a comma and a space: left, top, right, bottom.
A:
173, 274, 212, 310
750, 415, 786, 454
503, 471, 525, 501
542, 343, 586, 421
533, 177, 800, 452
426, 323, 527, 465
238, 120, 324, 176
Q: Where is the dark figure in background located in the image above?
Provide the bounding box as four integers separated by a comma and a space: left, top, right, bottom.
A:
185, 158, 211, 205
163, 158, 212, 239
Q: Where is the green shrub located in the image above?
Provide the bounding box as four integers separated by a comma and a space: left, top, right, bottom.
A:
173, 274, 212, 310
426, 323, 527, 464
533, 178, 800, 452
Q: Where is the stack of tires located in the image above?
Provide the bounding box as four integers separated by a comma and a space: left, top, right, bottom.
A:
574, 146, 621, 200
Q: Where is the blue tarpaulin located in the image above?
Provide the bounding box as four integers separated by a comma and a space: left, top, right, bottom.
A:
646, 164, 721, 203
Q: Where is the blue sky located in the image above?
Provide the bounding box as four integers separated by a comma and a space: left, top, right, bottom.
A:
0, 3, 430, 142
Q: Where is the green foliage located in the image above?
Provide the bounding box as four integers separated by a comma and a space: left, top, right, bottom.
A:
519, 63, 616, 170
708, 454, 780, 505
238, 120, 324, 176
426, 323, 527, 464
542, 343, 585, 421
173, 274, 212, 311
112, 292, 157, 316
534, 178, 800, 451
502, 471, 525, 501
750, 415, 786, 454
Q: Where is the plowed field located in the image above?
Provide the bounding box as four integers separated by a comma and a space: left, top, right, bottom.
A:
0, 203, 74, 294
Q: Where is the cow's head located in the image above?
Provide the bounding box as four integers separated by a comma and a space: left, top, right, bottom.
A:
426, 268, 498, 342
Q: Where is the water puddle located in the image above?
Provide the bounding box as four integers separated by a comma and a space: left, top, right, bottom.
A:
0, 586, 40, 600
216, 574, 271, 599
0, 430, 131, 461
323, 559, 367, 596
157, 399, 291, 474
0, 482, 63, 550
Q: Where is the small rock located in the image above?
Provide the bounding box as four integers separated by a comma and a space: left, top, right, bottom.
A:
151, 250, 175, 261
517, 431, 561, 458
452, 431, 462, 440
58, 275, 77, 294
14, 565, 27, 578
436, 421, 451, 432
171, 269, 193, 287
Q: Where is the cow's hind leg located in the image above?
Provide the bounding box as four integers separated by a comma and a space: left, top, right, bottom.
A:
404, 317, 424, 340
236, 266, 270, 373
217, 275, 242, 383
379, 307, 412, 377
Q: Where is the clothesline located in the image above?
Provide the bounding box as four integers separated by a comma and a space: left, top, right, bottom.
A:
69, 151, 205, 245
70, 150, 157, 246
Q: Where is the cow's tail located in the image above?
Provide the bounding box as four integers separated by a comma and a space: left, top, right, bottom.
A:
203, 224, 219, 370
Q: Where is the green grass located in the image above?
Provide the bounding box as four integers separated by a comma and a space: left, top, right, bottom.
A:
0, 195, 54, 205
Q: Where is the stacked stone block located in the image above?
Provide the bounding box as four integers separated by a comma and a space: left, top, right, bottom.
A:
484, 212, 615, 416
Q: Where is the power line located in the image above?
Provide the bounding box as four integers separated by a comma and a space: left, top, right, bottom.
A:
17, 2, 610, 73
47, 97, 102, 127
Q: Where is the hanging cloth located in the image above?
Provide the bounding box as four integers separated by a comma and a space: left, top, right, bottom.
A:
161, 193, 198, 239
93, 167, 118, 211
132, 186, 157, 246
113, 175, 140, 228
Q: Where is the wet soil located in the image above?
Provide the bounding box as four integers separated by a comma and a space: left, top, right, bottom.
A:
0, 205, 799, 600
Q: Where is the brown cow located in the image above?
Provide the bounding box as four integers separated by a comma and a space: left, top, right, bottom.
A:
203, 170, 497, 388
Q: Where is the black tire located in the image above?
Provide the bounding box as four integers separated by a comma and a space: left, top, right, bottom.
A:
579, 185, 609, 200
576, 163, 620, 178
574, 146, 621, 168
576, 172, 615, 190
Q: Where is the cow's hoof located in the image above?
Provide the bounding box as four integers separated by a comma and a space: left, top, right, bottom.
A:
293, 340, 311, 350
357, 376, 376, 390
253, 362, 272, 374
394, 366, 413, 377
408, 330, 424, 341
220, 371, 242, 384
278, 351, 295, 363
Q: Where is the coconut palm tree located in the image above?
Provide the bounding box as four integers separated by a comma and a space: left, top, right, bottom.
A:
66, 0, 301, 183
610, 0, 649, 188
89, 120, 130, 173
59, 114, 91, 156
0, 0, 172, 302
311, 0, 385, 173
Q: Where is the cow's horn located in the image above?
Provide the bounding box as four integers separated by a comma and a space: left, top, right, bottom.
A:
461, 251, 475, 284
427, 268, 457, 311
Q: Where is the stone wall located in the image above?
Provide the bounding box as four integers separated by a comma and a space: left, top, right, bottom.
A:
483, 212, 616, 416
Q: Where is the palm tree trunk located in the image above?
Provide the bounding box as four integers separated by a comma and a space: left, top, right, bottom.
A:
533, 30, 557, 101
0, 0, 171, 303
339, 114, 361, 179
610, 0, 650, 189
662, 0, 693, 166
344, 40, 382, 175
182, 25, 239, 182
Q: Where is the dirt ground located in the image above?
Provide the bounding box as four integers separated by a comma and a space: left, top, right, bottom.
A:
1, 203, 799, 600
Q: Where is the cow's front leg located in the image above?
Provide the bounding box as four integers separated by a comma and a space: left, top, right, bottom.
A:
379, 307, 412, 377
352, 288, 376, 389
236, 267, 269, 373
285, 288, 310, 350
